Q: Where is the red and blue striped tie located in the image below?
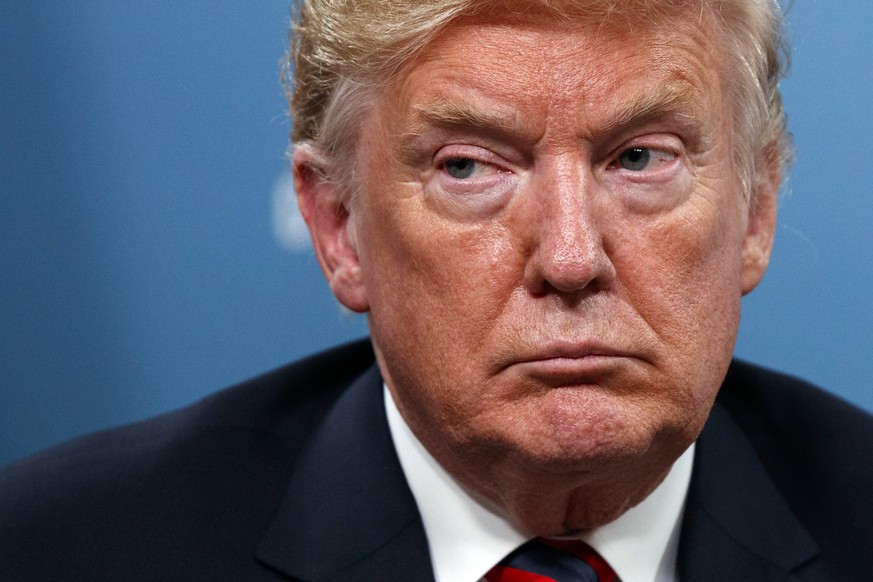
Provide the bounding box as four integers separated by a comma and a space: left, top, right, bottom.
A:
484, 538, 619, 582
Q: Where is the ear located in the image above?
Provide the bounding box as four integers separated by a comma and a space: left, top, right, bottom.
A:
293, 146, 370, 312
740, 145, 780, 295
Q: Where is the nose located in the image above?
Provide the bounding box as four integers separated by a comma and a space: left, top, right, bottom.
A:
521, 164, 616, 297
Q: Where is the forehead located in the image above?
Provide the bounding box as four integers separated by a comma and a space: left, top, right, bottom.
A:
384, 10, 730, 140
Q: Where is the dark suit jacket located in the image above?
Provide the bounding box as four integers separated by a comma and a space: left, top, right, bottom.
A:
1, 339, 871, 580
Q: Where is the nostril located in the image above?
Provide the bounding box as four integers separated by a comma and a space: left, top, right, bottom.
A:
523, 235, 617, 298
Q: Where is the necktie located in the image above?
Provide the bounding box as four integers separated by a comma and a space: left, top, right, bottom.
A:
484, 538, 619, 582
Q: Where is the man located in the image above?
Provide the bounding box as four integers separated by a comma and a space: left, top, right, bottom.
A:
2, 0, 871, 580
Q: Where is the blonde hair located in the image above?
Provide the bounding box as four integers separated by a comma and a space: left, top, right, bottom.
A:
282, 0, 791, 198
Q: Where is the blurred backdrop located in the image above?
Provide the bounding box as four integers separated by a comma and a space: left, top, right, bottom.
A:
1, 0, 871, 465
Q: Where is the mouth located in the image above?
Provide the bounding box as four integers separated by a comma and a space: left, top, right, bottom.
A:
505, 342, 639, 386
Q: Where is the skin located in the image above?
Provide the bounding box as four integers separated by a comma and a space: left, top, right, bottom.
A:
296, 10, 779, 535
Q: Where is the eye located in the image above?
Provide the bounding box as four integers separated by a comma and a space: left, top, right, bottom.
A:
603, 139, 691, 212
618, 147, 652, 171
613, 146, 679, 174
444, 157, 479, 179
427, 147, 518, 217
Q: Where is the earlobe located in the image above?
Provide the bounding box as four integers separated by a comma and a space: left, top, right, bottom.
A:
740, 147, 781, 295
293, 146, 370, 312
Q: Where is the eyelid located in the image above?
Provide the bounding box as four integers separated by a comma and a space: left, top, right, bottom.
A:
433, 145, 511, 176
598, 134, 693, 214
606, 134, 684, 169
619, 147, 677, 165
424, 144, 521, 220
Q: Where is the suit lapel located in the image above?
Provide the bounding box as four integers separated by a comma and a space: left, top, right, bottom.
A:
256, 356, 835, 581
678, 402, 829, 581
256, 364, 434, 582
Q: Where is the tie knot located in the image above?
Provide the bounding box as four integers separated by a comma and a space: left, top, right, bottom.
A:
484, 538, 618, 582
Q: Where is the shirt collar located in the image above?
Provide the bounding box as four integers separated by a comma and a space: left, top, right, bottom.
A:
384, 384, 694, 582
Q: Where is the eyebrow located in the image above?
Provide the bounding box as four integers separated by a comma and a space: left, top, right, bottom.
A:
392, 98, 525, 164
411, 99, 523, 135
600, 81, 704, 133
395, 80, 709, 162
411, 82, 702, 133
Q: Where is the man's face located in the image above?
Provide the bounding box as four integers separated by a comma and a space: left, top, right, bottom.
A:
299, 10, 777, 532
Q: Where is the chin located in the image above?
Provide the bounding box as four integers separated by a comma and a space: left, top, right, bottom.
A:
499, 391, 676, 467
502, 474, 661, 535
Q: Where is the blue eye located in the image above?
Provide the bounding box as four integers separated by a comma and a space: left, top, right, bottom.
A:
618, 148, 651, 171
444, 158, 477, 179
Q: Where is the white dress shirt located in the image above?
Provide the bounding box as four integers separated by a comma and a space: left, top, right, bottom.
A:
384, 385, 694, 582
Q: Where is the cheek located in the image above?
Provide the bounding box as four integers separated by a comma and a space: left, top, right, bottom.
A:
362, 212, 526, 439
360, 195, 519, 374
369, 200, 508, 319
619, 194, 747, 378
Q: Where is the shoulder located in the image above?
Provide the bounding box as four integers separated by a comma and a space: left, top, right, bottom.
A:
0, 338, 376, 485
718, 359, 873, 461
717, 360, 873, 564
0, 339, 376, 580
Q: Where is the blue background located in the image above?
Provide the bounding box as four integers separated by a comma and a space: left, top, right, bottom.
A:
1, 0, 871, 466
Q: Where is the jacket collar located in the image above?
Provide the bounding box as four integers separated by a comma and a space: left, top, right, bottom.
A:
678, 402, 828, 580
256, 358, 830, 581
256, 364, 434, 582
